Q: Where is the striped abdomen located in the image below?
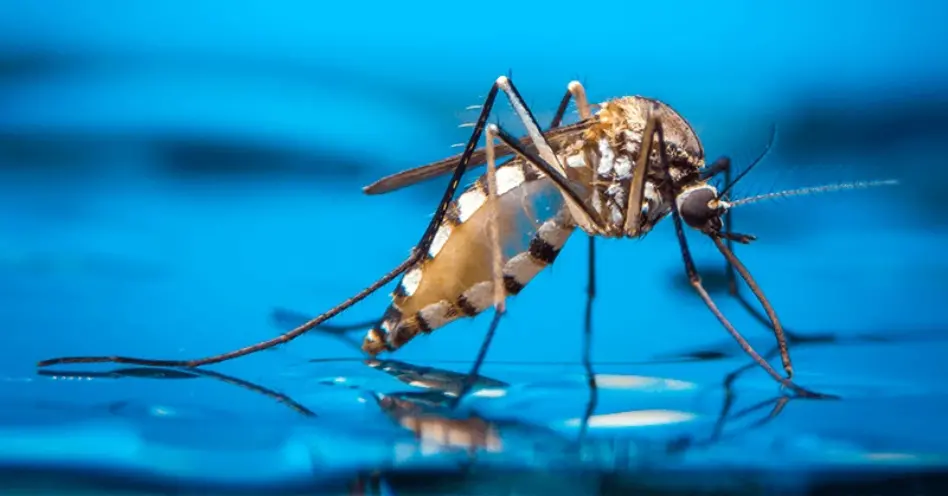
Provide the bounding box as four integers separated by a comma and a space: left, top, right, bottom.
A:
362, 161, 576, 355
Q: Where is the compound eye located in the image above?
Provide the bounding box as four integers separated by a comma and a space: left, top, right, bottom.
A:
678, 187, 719, 230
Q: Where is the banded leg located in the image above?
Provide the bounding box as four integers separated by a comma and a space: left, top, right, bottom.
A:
36, 78, 521, 369
485, 124, 506, 314
554, 81, 600, 439
449, 122, 508, 401
642, 110, 812, 395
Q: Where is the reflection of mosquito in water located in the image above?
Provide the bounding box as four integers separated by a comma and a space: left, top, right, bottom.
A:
30, 352, 817, 496
37, 365, 317, 417
36, 356, 798, 468
37, 76, 897, 405
39, 314, 948, 494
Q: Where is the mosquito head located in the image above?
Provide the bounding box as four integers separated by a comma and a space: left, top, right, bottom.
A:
677, 184, 727, 235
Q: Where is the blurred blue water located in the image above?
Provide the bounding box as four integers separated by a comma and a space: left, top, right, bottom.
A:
2, 1, 948, 493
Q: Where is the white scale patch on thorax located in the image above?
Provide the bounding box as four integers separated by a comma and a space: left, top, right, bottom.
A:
592, 138, 615, 217
614, 155, 632, 178
596, 138, 616, 176
643, 181, 659, 215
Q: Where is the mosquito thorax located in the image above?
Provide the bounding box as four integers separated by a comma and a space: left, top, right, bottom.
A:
677, 184, 726, 233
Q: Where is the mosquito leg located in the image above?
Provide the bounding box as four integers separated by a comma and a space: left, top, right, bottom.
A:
550, 80, 592, 128
579, 235, 598, 441
271, 308, 377, 334
270, 308, 369, 352
713, 238, 794, 379
484, 124, 507, 314
695, 157, 797, 370
450, 119, 509, 408
37, 78, 515, 369
455, 96, 594, 404
454, 311, 504, 406
551, 80, 599, 438
452, 78, 592, 407
674, 203, 805, 393
453, 78, 604, 409
647, 113, 813, 396
483, 121, 608, 435
36, 258, 417, 368
702, 148, 797, 379
713, 127, 795, 341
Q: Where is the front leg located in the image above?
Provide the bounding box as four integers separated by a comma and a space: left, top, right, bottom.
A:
643, 108, 810, 395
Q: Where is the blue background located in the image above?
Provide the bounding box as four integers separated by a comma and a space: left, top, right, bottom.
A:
2, 0, 948, 492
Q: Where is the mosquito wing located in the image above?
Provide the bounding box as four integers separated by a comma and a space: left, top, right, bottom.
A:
362, 120, 594, 195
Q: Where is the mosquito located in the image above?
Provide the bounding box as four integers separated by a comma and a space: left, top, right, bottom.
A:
37, 75, 897, 399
